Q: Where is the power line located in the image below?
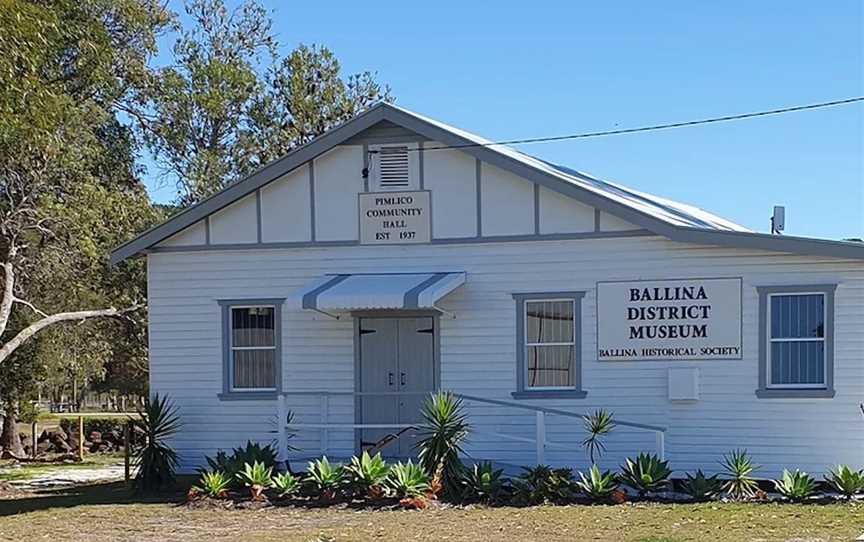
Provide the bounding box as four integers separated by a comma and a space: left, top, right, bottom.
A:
394, 96, 864, 153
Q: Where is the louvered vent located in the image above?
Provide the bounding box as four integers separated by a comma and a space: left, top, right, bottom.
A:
376, 146, 410, 189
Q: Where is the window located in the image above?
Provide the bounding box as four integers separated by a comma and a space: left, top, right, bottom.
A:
370, 144, 418, 191
512, 292, 586, 399
757, 285, 836, 398
219, 299, 283, 399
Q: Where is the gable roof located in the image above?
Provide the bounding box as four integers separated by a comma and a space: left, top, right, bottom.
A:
111, 102, 864, 263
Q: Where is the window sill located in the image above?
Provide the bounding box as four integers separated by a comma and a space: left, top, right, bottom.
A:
217, 391, 278, 401
755, 388, 835, 399
511, 390, 588, 400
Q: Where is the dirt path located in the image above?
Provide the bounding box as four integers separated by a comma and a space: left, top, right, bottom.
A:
4, 464, 125, 490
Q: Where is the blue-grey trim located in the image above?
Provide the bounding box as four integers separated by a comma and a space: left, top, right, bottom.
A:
756, 284, 837, 399
218, 297, 285, 401
594, 209, 601, 232
475, 159, 482, 237
403, 272, 449, 308
301, 275, 350, 310
362, 143, 369, 193
255, 189, 263, 243
204, 217, 211, 245
110, 103, 864, 264
533, 184, 540, 235
512, 291, 587, 398
309, 162, 316, 242
418, 141, 425, 190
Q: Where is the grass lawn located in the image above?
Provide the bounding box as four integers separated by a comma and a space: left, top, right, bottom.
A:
1, 482, 862, 542
0, 453, 125, 482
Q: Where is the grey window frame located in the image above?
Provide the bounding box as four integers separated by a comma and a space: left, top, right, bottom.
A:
511, 291, 587, 399
756, 285, 836, 399
217, 298, 284, 401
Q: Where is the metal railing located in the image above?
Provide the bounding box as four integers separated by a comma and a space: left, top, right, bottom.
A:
276, 391, 666, 466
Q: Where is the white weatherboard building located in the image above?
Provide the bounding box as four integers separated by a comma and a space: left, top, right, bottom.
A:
112, 104, 864, 477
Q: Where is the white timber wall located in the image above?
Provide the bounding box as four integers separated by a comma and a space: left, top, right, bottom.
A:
147, 239, 864, 477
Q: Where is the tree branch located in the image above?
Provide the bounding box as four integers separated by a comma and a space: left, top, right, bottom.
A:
0, 304, 142, 366
0, 257, 17, 339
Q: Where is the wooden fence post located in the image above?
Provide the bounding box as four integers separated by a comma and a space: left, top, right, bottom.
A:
31, 421, 37, 459
124, 421, 131, 484
77, 415, 84, 461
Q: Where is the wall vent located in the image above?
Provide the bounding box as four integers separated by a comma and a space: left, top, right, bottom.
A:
376, 146, 411, 190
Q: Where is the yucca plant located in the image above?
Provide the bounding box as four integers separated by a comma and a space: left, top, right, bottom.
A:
511, 465, 575, 505
306, 456, 345, 502
205, 441, 279, 480
619, 453, 672, 496
236, 461, 274, 501
416, 392, 470, 499
575, 465, 620, 501
682, 469, 722, 501
461, 462, 506, 504
720, 449, 760, 500
132, 394, 182, 493
825, 464, 864, 499
387, 460, 431, 499
581, 409, 616, 465
193, 470, 232, 499
774, 469, 817, 502
348, 451, 390, 499
271, 471, 301, 499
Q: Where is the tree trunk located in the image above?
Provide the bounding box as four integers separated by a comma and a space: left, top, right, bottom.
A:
0, 402, 25, 458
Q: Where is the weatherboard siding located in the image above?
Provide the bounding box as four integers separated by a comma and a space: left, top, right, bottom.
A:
147, 237, 864, 476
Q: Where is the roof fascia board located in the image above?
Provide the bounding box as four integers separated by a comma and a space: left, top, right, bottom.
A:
667, 228, 864, 260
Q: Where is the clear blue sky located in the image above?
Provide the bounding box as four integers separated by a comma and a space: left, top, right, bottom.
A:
145, 0, 863, 240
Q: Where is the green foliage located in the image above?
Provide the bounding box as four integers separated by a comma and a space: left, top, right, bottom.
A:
237, 461, 274, 489
719, 449, 760, 500
575, 465, 620, 501
306, 457, 345, 495
825, 464, 864, 498
204, 441, 277, 479
193, 470, 232, 498
681, 470, 722, 501
347, 451, 390, 494
581, 409, 615, 464
511, 465, 575, 505
773, 469, 817, 501
460, 462, 506, 504
271, 471, 301, 498
416, 391, 470, 499
133, 394, 181, 492
619, 453, 672, 496
387, 461, 431, 499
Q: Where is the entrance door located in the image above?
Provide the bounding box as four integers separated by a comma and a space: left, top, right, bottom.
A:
359, 316, 435, 458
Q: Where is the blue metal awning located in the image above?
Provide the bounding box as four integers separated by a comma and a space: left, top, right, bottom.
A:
287, 272, 466, 312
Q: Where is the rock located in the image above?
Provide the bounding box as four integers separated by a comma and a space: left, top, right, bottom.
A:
89, 431, 102, 443
49, 428, 68, 441
36, 440, 52, 454
53, 439, 71, 453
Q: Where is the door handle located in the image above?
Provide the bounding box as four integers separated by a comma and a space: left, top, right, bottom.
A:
388, 372, 394, 386
400, 372, 406, 386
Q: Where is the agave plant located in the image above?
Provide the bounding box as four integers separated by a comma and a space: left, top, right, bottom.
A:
205, 441, 279, 479
825, 464, 864, 499
348, 451, 391, 499
271, 471, 301, 499
575, 465, 619, 501
461, 462, 506, 503
387, 460, 431, 499
682, 469, 722, 501
619, 453, 672, 496
581, 409, 616, 465
719, 449, 760, 500
132, 394, 182, 492
511, 465, 575, 505
773, 469, 817, 502
193, 470, 232, 499
306, 456, 345, 502
236, 461, 274, 501
416, 392, 470, 499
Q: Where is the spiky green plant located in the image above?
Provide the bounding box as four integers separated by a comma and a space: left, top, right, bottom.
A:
720, 449, 760, 500
271, 471, 301, 498
825, 464, 864, 498
774, 469, 817, 502
575, 465, 619, 501
416, 392, 470, 499
682, 469, 722, 501
581, 409, 616, 465
236, 461, 274, 501
387, 461, 431, 499
193, 470, 232, 498
306, 456, 345, 501
511, 465, 575, 505
204, 441, 278, 480
460, 462, 506, 503
133, 394, 181, 492
348, 451, 390, 499
619, 453, 672, 496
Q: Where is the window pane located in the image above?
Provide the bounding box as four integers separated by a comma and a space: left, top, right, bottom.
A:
770, 294, 823, 339
232, 307, 275, 347
770, 341, 824, 385
233, 349, 275, 389
527, 345, 573, 388
526, 301, 574, 343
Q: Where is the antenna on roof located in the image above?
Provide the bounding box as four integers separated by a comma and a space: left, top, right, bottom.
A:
770, 206, 785, 235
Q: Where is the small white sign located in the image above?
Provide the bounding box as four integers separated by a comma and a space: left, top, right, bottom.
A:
359, 191, 431, 245
597, 278, 742, 361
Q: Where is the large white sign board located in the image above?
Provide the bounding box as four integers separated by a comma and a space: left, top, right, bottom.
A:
359, 191, 431, 245
597, 278, 742, 361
